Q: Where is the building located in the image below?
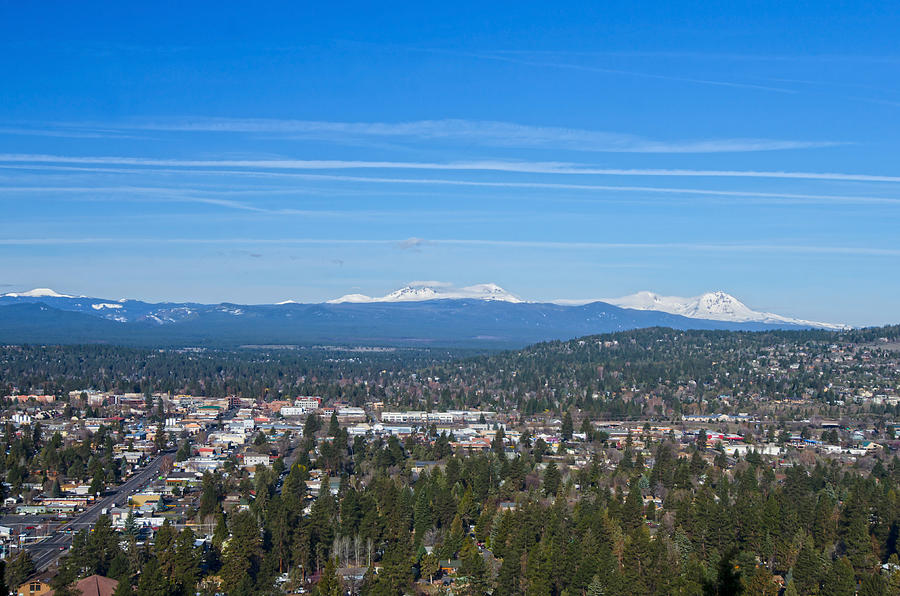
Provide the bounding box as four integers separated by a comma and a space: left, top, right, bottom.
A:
243, 453, 272, 468
280, 406, 309, 417
71, 574, 119, 596
295, 396, 322, 410
17, 576, 52, 596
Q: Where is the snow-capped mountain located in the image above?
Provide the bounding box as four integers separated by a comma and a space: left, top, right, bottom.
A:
3, 288, 74, 298
0, 285, 850, 347
329, 283, 523, 304
605, 290, 847, 330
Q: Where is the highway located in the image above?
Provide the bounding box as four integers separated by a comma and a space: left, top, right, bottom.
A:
25, 451, 173, 571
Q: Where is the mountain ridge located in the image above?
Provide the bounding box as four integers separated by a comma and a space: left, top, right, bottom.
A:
0, 285, 848, 348
603, 290, 846, 330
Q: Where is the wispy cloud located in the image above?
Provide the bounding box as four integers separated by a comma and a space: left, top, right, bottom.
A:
0, 236, 897, 257
103, 117, 839, 154
2, 154, 899, 183
408, 280, 453, 287
0, 126, 147, 140
6, 181, 899, 208
396, 237, 427, 251
392, 45, 800, 93
487, 48, 900, 64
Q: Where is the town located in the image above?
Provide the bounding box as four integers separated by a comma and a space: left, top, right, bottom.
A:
0, 326, 898, 594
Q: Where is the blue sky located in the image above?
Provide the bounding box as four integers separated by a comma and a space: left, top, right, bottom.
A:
1, 2, 899, 326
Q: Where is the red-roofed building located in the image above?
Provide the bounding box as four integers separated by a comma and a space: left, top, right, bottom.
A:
69, 574, 119, 596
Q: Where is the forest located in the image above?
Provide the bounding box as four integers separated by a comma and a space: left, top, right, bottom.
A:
7, 419, 897, 595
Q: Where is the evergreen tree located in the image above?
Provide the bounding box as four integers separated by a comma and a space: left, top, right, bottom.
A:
420, 552, 439, 584
793, 538, 824, 595
460, 539, 490, 594
561, 412, 574, 442
113, 577, 134, 596
328, 411, 340, 438
375, 538, 413, 594
543, 462, 561, 497
154, 520, 177, 577
622, 526, 652, 594
742, 566, 779, 596
822, 557, 855, 595
136, 557, 171, 596
315, 558, 342, 596
173, 528, 200, 596
220, 511, 261, 588
6, 550, 35, 589
198, 472, 221, 519
858, 572, 887, 596
622, 476, 643, 533
586, 575, 605, 596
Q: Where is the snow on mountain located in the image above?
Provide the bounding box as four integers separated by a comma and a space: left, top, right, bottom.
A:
91, 303, 123, 310
0, 284, 847, 331
604, 290, 847, 330
329, 283, 522, 304
3, 288, 74, 298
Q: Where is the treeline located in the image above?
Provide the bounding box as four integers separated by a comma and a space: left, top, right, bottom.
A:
0, 345, 465, 401
410, 326, 900, 417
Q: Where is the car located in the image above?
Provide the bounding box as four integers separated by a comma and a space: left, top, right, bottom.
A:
59, 546, 65, 550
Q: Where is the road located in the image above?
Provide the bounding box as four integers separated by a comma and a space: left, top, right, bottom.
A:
25, 450, 173, 571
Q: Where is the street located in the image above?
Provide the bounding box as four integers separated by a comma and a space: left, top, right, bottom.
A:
25, 451, 173, 571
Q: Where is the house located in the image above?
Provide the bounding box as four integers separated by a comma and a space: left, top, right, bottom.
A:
440, 559, 462, 575
16, 575, 52, 596
70, 574, 119, 596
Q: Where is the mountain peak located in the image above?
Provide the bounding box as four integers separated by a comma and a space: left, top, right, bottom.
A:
329, 282, 522, 304
606, 290, 846, 329
3, 288, 74, 298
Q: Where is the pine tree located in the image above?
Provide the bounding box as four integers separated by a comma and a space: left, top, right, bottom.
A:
328, 412, 340, 438
90, 467, 105, 496
622, 476, 643, 532
136, 556, 170, 596
375, 538, 414, 594
858, 572, 887, 596
112, 577, 134, 596
173, 528, 199, 596
124, 510, 138, 538
154, 520, 177, 577
220, 511, 261, 588
561, 412, 574, 441
586, 575, 605, 596
6, 550, 35, 589
742, 566, 779, 596
793, 538, 824, 595
198, 472, 221, 519
822, 556, 855, 596
460, 539, 490, 594
543, 462, 561, 497
315, 558, 342, 596
413, 487, 433, 544
622, 526, 652, 594
420, 552, 439, 584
